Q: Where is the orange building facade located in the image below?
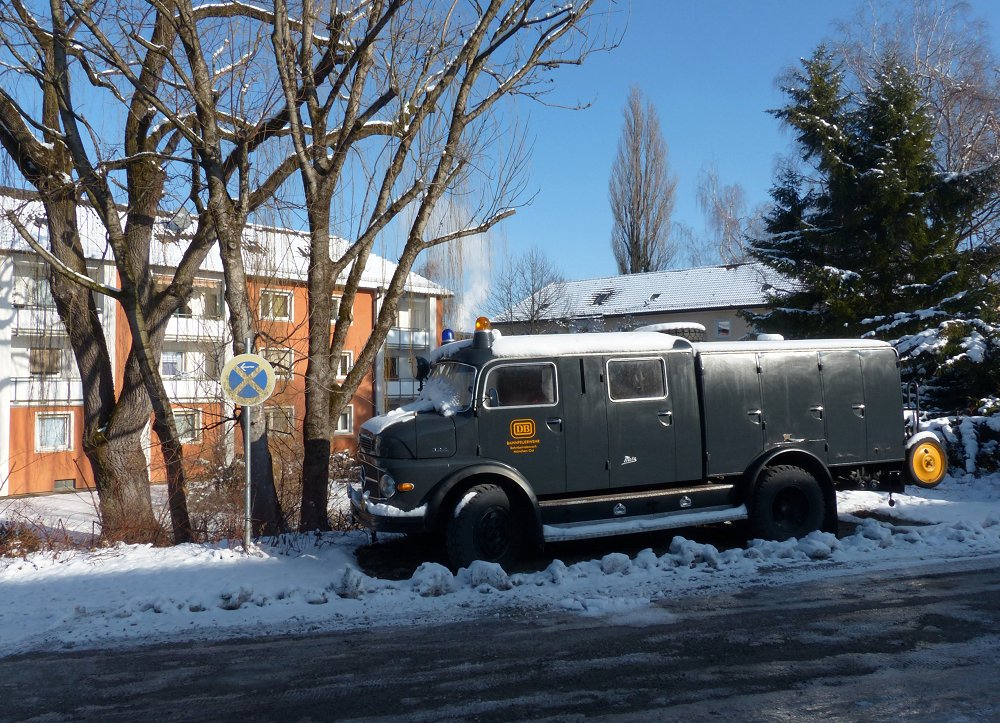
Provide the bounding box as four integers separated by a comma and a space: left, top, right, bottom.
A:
0, 201, 448, 497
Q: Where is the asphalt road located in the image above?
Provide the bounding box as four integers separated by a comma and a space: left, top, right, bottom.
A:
3, 554, 1000, 722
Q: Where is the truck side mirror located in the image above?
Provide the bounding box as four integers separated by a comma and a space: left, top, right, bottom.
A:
485, 388, 499, 408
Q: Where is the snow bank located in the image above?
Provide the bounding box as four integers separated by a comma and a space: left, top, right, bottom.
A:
3, 472, 1000, 657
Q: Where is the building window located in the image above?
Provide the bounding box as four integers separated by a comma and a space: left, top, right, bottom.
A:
335, 405, 354, 435
337, 351, 353, 377
173, 410, 201, 443
265, 406, 295, 436
36, 412, 72, 452
12, 263, 55, 308
263, 347, 293, 378
54, 478, 76, 491
385, 355, 400, 381
716, 320, 731, 338
162, 350, 185, 378
200, 287, 223, 319
331, 294, 341, 324
260, 289, 292, 321
29, 347, 62, 376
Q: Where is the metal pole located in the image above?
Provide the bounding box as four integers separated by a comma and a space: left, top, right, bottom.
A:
244, 335, 252, 551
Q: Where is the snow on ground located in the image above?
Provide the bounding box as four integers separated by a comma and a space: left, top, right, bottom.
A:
2, 473, 1000, 658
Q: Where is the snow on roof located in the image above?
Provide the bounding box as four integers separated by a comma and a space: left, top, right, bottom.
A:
502, 263, 786, 322
432, 329, 692, 361
0, 193, 450, 297
694, 338, 893, 353
432, 330, 890, 363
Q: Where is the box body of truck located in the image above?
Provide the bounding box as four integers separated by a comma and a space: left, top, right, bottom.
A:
349, 327, 945, 570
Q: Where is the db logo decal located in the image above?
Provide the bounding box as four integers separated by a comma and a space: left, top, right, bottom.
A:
510, 419, 536, 438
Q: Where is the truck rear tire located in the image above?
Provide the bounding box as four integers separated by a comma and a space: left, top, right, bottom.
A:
749, 465, 825, 541
445, 484, 518, 571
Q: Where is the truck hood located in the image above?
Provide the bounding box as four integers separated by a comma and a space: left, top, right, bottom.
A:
361, 409, 456, 459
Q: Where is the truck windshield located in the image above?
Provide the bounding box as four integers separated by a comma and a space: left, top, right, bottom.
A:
419, 361, 477, 414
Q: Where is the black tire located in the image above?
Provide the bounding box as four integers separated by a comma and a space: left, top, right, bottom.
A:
749, 465, 825, 541
445, 483, 518, 571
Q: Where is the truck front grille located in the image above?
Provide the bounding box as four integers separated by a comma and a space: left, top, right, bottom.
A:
359, 430, 375, 455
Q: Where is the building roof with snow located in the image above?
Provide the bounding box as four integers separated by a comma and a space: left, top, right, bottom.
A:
0, 191, 450, 297
501, 263, 785, 325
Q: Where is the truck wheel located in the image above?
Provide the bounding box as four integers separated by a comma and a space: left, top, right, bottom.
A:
749, 465, 824, 541
445, 484, 518, 571
907, 437, 947, 489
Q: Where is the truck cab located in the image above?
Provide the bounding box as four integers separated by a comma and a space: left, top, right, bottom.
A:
349, 321, 946, 570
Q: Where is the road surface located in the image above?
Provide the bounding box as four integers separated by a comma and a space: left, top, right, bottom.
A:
3, 555, 999, 721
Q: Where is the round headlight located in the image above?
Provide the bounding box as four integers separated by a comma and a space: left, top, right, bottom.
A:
378, 474, 396, 498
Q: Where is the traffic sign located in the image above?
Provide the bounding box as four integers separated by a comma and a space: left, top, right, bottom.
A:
221, 353, 277, 407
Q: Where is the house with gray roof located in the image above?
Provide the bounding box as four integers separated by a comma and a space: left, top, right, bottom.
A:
491, 262, 784, 340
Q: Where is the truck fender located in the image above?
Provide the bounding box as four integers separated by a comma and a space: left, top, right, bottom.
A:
423, 463, 544, 544
744, 448, 837, 534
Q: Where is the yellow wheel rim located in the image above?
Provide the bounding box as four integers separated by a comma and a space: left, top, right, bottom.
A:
911, 442, 945, 486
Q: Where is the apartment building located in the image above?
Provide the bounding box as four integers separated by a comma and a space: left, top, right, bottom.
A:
0, 194, 449, 496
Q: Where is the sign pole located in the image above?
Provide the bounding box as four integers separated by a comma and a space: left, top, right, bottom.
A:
219, 344, 275, 554
244, 336, 252, 552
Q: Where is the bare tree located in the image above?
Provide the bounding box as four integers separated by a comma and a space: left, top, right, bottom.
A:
696, 164, 765, 264
0, 0, 232, 543
486, 245, 565, 334
0, 0, 611, 538
609, 85, 677, 274
270, 0, 607, 530
0, 0, 297, 540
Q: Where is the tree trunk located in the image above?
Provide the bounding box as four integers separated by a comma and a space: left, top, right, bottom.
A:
213, 204, 285, 536
298, 200, 335, 532
40, 186, 163, 543
85, 431, 164, 544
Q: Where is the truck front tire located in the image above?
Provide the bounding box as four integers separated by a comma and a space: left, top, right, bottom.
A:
445, 483, 518, 571
749, 465, 825, 541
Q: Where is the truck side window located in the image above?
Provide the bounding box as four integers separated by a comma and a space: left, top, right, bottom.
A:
484, 363, 557, 408
607, 358, 667, 401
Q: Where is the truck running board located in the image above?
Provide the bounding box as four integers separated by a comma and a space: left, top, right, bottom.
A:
542, 505, 748, 543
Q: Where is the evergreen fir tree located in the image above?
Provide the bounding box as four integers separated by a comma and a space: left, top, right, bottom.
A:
751, 50, 1000, 410
752, 51, 969, 337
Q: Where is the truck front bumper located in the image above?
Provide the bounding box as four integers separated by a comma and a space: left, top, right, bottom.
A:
348, 469, 427, 535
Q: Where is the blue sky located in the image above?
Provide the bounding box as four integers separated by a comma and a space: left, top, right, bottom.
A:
497, 0, 1000, 282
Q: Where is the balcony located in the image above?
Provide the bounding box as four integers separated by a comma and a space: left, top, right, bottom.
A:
164, 314, 227, 342
385, 379, 421, 400
11, 305, 67, 338
11, 377, 83, 403
163, 377, 222, 401
386, 327, 430, 349
10, 376, 222, 404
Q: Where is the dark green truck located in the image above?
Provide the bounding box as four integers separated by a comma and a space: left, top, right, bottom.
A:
349, 322, 946, 570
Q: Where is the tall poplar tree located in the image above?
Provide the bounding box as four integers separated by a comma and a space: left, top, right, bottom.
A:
609, 86, 677, 274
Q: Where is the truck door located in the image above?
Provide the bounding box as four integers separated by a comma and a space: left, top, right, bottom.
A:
759, 351, 826, 460
605, 356, 676, 488
559, 356, 610, 493
860, 348, 905, 461
478, 361, 565, 496
820, 350, 867, 464
700, 352, 764, 476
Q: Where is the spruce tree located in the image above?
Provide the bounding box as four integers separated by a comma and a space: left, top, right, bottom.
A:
753, 51, 968, 338
752, 50, 1000, 410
